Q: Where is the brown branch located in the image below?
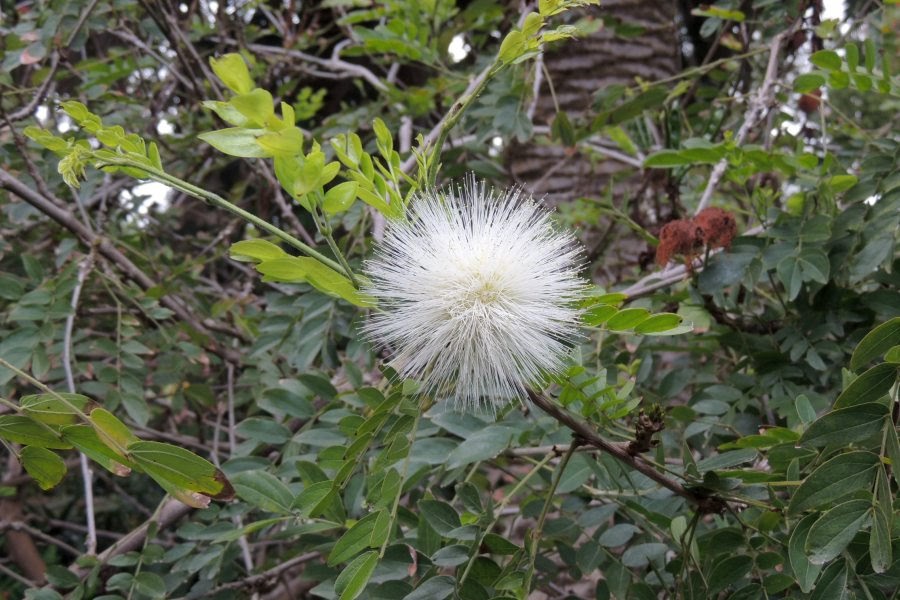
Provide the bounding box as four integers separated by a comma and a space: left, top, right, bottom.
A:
69, 498, 191, 577
0, 169, 246, 364
526, 389, 725, 514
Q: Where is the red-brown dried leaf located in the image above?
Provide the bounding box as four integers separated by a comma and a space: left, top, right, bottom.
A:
694, 207, 737, 250
656, 219, 703, 266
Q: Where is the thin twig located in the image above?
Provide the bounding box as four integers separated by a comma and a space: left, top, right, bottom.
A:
242, 42, 388, 93
0, 561, 36, 588
62, 252, 98, 555
198, 552, 319, 595
694, 27, 796, 214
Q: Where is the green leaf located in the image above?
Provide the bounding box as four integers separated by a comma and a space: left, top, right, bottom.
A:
799, 402, 888, 447
583, 304, 618, 326
806, 499, 870, 564
884, 418, 900, 488
794, 73, 826, 93
334, 550, 378, 600
606, 308, 651, 331
871, 467, 893, 573
844, 43, 859, 70
810, 50, 842, 71
633, 313, 685, 335
323, 181, 360, 214
127, 440, 234, 501
827, 174, 858, 193
89, 408, 139, 457
20, 446, 66, 490
598, 523, 640, 547
256, 127, 304, 156
402, 576, 455, 600
864, 38, 876, 73
593, 86, 667, 128
209, 53, 254, 94
621, 543, 667, 568
498, 30, 526, 64
445, 425, 515, 469
708, 555, 753, 594
691, 7, 745, 21
644, 150, 691, 168
60, 425, 133, 476
328, 510, 384, 565
230, 89, 274, 127
788, 514, 823, 593
418, 500, 461, 536
23, 126, 69, 154
850, 317, 900, 372
833, 363, 898, 408
133, 572, 166, 599
229, 239, 287, 263
788, 451, 879, 514
20, 393, 92, 426
0, 415, 70, 449
235, 417, 291, 444
202, 100, 250, 127
198, 128, 270, 158
231, 470, 294, 514
372, 118, 394, 158
810, 559, 848, 600
254, 256, 371, 307
293, 481, 337, 517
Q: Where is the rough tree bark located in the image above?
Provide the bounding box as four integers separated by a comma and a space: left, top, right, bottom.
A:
507, 0, 680, 282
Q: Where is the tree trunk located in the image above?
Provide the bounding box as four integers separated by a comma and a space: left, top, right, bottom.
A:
506, 0, 680, 282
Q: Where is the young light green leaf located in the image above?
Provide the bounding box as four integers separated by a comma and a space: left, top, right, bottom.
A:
498, 30, 526, 64
230, 89, 274, 127
229, 239, 287, 263
198, 128, 270, 158
20, 446, 67, 490
209, 53, 254, 95
257, 127, 304, 156
323, 181, 360, 214
255, 256, 371, 307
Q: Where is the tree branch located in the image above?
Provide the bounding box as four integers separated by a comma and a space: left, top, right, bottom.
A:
694, 25, 797, 214
0, 169, 245, 364
527, 389, 725, 514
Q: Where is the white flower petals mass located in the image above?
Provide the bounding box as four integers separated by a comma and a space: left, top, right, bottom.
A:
363, 179, 583, 411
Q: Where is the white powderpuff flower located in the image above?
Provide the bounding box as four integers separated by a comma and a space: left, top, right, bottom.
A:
363, 179, 583, 411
